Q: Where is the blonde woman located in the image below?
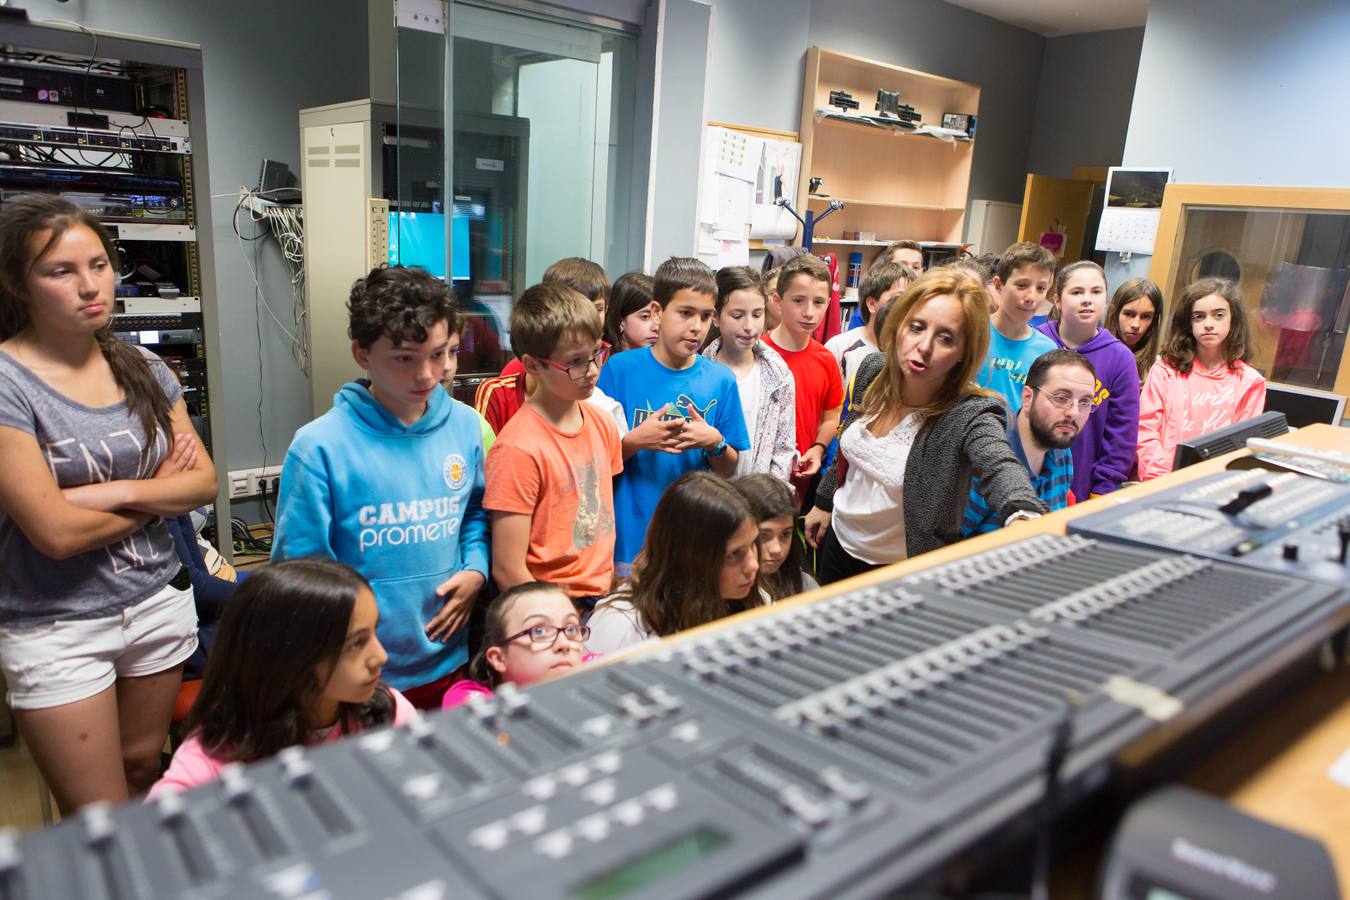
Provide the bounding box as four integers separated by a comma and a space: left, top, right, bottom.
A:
805, 269, 1044, 583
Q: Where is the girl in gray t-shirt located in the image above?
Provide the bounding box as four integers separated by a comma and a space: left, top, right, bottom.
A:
0, 194, 219, 813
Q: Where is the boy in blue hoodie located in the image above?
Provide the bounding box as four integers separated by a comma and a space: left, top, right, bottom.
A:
272, 266, 489, 708
1036, 261, 1140, 499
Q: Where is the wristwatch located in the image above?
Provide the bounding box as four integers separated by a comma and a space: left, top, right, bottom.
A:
707, 438, 728, 458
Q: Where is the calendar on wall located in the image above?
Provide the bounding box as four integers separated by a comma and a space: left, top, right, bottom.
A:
1097, 167, 1174, 254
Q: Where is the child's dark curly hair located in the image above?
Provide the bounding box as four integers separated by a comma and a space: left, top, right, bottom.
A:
348, 264, 462, 348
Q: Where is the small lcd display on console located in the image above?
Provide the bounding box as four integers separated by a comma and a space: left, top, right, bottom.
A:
572, 827, 730, 900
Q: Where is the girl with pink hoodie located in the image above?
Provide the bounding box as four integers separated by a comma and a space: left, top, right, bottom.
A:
1137, 278, 1266, 479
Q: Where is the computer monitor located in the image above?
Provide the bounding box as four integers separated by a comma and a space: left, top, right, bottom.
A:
386, 210, 471, 281
1172, 411, 1290, 471
1263, 382, 1346, 429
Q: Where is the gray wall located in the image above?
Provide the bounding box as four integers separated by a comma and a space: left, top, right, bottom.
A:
1124, 0, 1350, 186
17, 0, 370, 520
704, 0, 810, 132
808, 1, 1044, 207
1026, 27, 1143, 178
649, 0, 1047, 261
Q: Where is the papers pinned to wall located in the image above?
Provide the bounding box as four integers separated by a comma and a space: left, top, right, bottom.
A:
694, 124, 802, 270
712, 127, 758, 183
752, 138, 802, 242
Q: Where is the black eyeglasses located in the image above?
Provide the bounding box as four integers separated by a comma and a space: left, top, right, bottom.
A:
1030, 385, 1098, 415
500, 623, 591, 648
536, 342, 612, 382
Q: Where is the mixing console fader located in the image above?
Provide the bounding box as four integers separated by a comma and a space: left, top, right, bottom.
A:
6, 536, 1348, 899
1069, 469, 1350, 584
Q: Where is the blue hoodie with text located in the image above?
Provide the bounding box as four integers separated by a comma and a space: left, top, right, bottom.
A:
272, 382, 489, 690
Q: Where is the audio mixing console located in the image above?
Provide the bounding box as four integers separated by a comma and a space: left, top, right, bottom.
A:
4, 533, 1347, 899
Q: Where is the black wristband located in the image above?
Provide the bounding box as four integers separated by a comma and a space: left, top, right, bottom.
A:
808, 442, 828, 455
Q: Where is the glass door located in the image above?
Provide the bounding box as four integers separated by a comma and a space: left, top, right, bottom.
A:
393, 2, 637, 400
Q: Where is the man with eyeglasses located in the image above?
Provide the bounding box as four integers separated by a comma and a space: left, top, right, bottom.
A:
962, 349, 1098, 536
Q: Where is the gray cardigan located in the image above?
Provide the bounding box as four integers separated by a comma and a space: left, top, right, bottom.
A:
814, 352, 1045, 557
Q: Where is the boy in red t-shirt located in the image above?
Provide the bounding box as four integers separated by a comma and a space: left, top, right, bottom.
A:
485, 282, 622, 604
762, 254, 843, 504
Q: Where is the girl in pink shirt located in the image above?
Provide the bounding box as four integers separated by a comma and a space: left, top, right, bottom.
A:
1137, 278, 1267, 480
442, 582, 598, 709
148, 559, 416, 799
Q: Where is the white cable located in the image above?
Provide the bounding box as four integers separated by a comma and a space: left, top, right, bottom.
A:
234, 187, 309, 373
235, 193, 300, 347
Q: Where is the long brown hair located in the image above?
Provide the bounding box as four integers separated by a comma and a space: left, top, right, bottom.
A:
732, 473, 806, 600
1160, 278, 1252, 374
619, 471, 761, 637
0, 193, 171, 441
186, 559, 396, 763
861, 268, 994, 421
1106, 277, 1164, 380
604, 271, 654, 350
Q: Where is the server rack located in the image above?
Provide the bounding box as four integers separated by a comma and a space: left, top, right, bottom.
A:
0, 20, 229, 555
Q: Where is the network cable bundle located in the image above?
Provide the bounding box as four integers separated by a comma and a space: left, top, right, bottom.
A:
235, 164, 307, 374
6, 472, 1349, 898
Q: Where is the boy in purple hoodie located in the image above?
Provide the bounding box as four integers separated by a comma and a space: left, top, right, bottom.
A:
1037, 261, 1140, 499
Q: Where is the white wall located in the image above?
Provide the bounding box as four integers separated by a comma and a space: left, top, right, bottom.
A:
1108, 0, 1350, 289
704, 0, 810, 133
644, 0, 714, 266
1124, 0, 1350, 187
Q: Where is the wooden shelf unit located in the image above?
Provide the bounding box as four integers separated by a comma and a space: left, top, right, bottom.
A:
798, 48, 979, 262
807, 196, 964, 213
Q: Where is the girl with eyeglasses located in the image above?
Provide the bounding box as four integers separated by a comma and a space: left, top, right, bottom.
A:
804, 270, 1044, 585
1035, 260, 1141, 499
442, 582, 596, 709
148, 559, 416, 798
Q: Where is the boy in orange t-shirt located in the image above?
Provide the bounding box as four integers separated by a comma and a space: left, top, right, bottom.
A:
485, 283, 622, 603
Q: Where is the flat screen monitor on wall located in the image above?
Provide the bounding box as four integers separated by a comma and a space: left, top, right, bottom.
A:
387, 210, 471, 281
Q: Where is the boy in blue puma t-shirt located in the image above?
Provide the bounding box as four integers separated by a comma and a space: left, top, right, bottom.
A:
597, 258, 749, 566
